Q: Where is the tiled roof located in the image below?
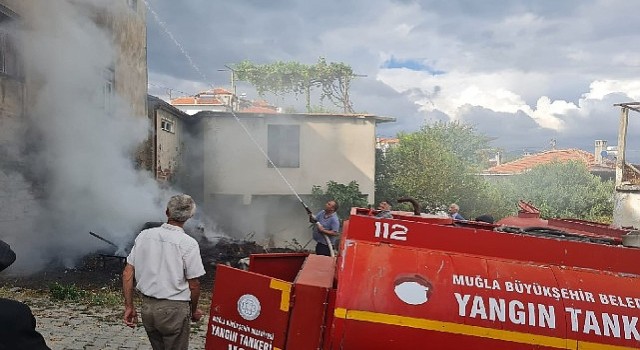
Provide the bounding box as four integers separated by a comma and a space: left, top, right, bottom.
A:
197, 97, 224, 105
486, 149, 597, 175
171, 96, 224, 105
170, 97, 196, 104
212, 88, 233, 95
377, 137, 399, 145
239, 106, 278, 114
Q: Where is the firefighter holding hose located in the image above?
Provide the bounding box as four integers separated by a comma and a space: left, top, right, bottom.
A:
308, 200, 340, 257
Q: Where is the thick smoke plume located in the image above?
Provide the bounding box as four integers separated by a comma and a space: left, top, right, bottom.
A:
3, 0, 167, 273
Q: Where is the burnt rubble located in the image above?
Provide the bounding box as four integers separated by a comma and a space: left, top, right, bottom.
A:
1, 237, 300, 291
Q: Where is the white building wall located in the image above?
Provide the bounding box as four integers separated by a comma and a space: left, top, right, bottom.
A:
0, 0, 148, 256
174, 105, 228, 115
0, 73, 40, 245
613, 192, 640, 229
203, 115, 376, 199
200, 113, 377, 245
155, 108, 185, 182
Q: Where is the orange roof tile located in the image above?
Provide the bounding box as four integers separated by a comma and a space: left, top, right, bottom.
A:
212, 88, 232, 95
377, 137, 399, 145
196, 97, 224, 105
170, 97, 196, 104
240, 106, 278, 114
171, 96, 224, 106
486, 149, 596, 175
253, 100, 273, 107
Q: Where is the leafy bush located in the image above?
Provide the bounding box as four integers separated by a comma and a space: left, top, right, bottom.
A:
49, 283, 86, 301
49, 283, 122, 306
311, 180, 368, 221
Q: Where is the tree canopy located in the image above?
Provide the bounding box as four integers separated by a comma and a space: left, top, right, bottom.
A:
374, 121, 613, 222
375, 122, 495, 217
233, 58, 357, 113
498, 160, 614, 222
311, 180, 368, 221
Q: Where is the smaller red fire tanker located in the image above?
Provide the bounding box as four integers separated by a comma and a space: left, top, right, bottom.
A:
205, 204, 640, 349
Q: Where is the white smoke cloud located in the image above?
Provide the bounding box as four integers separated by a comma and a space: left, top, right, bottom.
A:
4, 0, 169, 272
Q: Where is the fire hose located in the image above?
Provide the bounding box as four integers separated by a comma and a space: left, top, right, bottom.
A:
303, 204, 336, 257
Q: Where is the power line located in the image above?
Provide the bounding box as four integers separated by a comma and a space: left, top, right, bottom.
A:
142, 0, 213, 88
147, 82, 194, 100
141, 0, 308, 208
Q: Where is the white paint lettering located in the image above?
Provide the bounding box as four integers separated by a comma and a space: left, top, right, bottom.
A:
452, 275, 464, 286
488, 298, 506, 322
211, 325, 239, 342
470, 296, 487, 320
622, 315, 640, 340
509, 300, 526, 325
583, 311, 602, 335
389, 224, 408, 241
538, 305, 555, 328
454, 293, 470, 317
602, 313, 621, 338
565, 307, 582, 332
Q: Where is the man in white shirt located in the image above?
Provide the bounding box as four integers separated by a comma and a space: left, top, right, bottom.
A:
122, 194, 206, 350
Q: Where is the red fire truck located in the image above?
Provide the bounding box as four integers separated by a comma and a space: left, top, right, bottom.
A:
205, 202, 640, 349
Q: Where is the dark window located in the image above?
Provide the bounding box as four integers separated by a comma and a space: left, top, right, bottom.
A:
268, 125, 300, 168
102, 67, 115, 113
161, 119, 175, 133
0, 8, 22, 79
127, 0, 138, 11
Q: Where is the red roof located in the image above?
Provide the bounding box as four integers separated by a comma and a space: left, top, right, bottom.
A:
377, 137, 399, 145
240, 106, 278, 114
170, 97, 196, 104
239, 99, 279, 114
196, 97, 223, 105
212, 88, 232, 95
486, 149, 596, 175
171, 95, 224, 106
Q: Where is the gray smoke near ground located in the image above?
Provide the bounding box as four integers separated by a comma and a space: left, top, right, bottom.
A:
1, 0, 168, 273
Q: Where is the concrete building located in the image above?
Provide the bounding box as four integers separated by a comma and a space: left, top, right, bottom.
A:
612, 103, 640, 229
480, 147, 615, 181
0, 1, 147, 240
0, 2, 29, 237
189, 110, 394, 245
146, 95, 194, 184
171, 88, 238, 115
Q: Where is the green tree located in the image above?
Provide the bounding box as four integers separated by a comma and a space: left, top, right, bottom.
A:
501, 160, 614, 222
310, 180, 368, 221
234, 58, 357, 113
420, 121, 495, 166
375, 122, 505, 219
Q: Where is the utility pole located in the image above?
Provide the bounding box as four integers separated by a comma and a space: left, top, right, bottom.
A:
218, 65, 237, 96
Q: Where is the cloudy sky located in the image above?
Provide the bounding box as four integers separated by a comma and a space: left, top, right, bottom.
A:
145, 0, 640, 159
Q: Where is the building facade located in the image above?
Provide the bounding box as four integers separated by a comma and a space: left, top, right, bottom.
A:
0, 1, 147, 247
147, 95, 193, 184
191, 111, 394, 245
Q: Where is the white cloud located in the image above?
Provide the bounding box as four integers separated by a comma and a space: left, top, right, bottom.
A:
584, 80, 640, 101
146, 0, 640, 152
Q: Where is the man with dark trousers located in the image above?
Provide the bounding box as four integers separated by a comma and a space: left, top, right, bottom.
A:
123, 194, 206, 350
309, 200, 340, 256
0, 240, 51, 350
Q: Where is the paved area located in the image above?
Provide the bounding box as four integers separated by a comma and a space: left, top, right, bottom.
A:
16, 293, 210, 350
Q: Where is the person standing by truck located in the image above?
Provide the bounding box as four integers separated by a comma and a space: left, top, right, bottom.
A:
376, 200, 394, 219
448, 203, 465, 220
122, 194, 206, 350
309, 200, 340, 256
0, 240, 51, 350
